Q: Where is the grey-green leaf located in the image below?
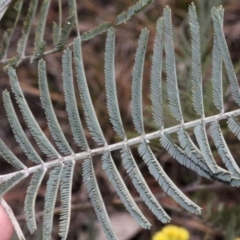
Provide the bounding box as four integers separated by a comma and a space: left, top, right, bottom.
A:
121, 146, 171, 223
102, 151, 151, 229
73, 37, 106, 145
8, 67, 59, 158
105, 28, 125, 140
43, 165, 63, 240
31, 0, 51, 62
24, 168, 46, 234
59, 161, 75, 240
82, 157, 117, 240
151, 17, 164, 129
163, 7, 183, 122
62, 48, 89, 151
138, 140, 201, 215
212, 6, 240, 106
0, 137, 26, 170
38, 59, 73, 155
210, 120, 240, 178
0, 172, 25, 198
131, 29, 149, 135
189, 3, 204, 116
3, 90, 44, 164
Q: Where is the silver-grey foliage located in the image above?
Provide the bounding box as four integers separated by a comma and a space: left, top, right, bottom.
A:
24, 168, 46, 234
1, 3, 240, 240
8, 67, 60, 159
38, 59, 73, 155
163, 7, 183, 122
151, 17, 164, 129
189, 3, 204, 117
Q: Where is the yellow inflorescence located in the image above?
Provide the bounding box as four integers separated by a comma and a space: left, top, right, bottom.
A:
152, 225, 190, 240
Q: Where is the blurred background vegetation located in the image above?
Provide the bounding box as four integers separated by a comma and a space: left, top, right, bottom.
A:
1, 0, 240, 239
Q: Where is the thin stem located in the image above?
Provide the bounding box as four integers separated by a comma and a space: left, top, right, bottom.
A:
0, 109, 240, 182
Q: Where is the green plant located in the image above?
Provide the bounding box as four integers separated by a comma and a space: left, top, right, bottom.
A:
0, 1, 240, 240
